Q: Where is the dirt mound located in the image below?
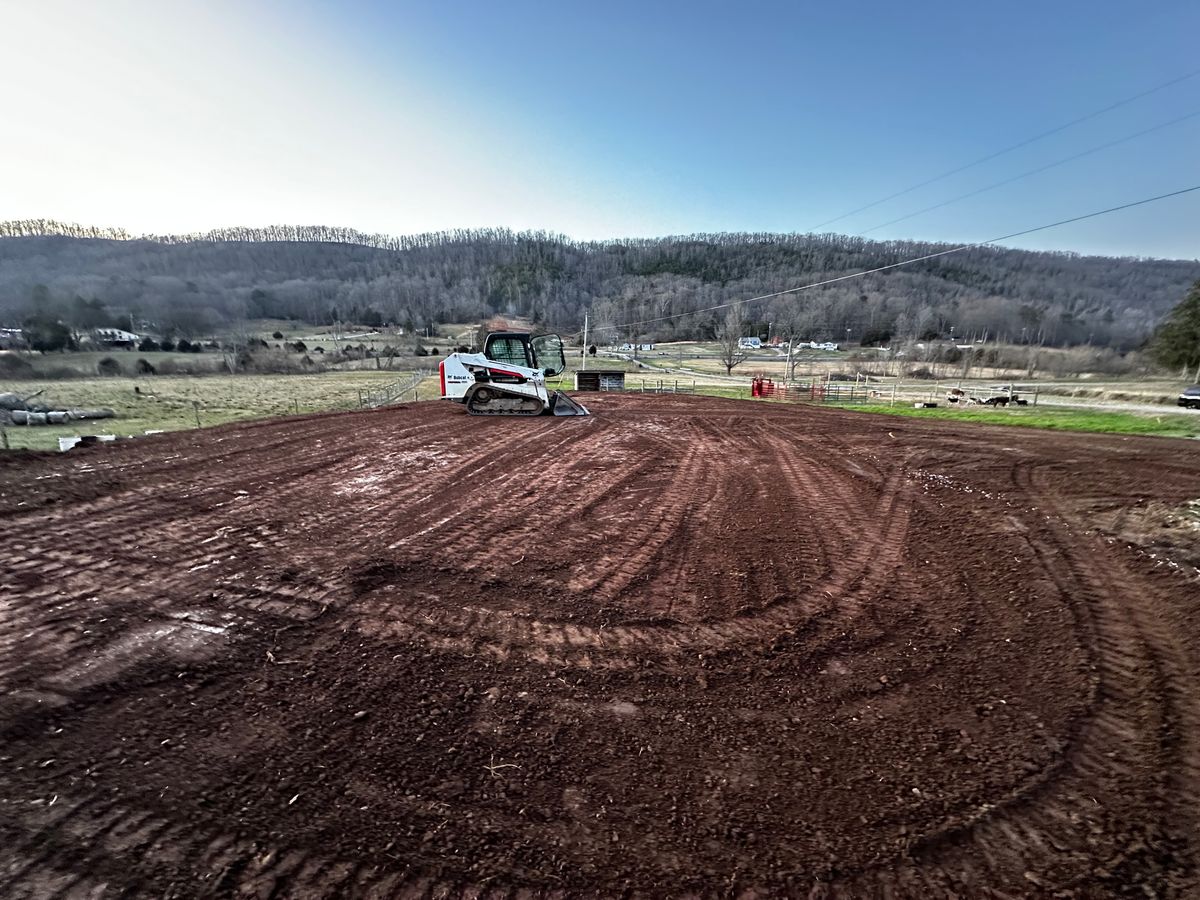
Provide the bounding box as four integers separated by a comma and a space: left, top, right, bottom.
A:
2, 394, 1200, 897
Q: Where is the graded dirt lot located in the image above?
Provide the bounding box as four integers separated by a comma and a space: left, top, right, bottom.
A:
2, 394, 1200, 897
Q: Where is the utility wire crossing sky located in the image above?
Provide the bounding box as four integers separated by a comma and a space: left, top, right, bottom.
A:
1, 0, 1198, 258
589, 185, 1200, 334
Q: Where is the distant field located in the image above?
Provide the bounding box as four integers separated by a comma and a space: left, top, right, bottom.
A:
0, 370, 433, 451
5, 326, 1194, 451
10, 350, 224, 377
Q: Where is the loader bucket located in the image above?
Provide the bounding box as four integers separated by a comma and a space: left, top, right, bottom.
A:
549, 391, 590, 416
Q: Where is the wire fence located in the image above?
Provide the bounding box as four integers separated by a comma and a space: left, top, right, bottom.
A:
357, 372, 425, 408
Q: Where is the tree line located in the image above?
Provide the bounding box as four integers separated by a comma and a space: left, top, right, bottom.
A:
1, 220, 1198, 353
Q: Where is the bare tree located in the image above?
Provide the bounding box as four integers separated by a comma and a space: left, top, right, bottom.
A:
715, 307, 749, 376
221, 303, 255, 374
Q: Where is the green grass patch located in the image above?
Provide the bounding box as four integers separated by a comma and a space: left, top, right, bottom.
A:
694, 386, 753, 401
834, 403, 1200, 439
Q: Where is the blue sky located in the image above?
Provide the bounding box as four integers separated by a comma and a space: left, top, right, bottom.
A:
2, 0, 1197, 257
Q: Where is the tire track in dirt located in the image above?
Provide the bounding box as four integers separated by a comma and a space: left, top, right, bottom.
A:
4, 394, 1200, 897
344, 442, 916, 668
933, 458, 1200, 894
0, 412, 500, 701
819, 451, 1199, 897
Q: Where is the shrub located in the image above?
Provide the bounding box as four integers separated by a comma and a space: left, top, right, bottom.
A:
158, 337, 175, 352
0, 355, 35, 377
175, 338, 192, 352
860, 328, 892, 347
97, 357, 123, 376
156, 358, 213, 376
272, 331, 284, 340
136, 358, 157, 375
414, 346, 429, 357
137, 336, 160, 352
40, 365, 84, 380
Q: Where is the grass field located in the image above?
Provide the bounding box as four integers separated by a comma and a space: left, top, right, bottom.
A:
0, 370, 433, 451
831, 402, 1200, 439
4, 341, 1196, 452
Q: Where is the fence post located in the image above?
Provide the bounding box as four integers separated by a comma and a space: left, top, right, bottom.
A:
891, 381, 897, 407
1033, 386, 1039, 406
358, 389, 364, 408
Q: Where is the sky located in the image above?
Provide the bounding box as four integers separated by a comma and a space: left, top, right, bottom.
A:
1, 0, 1198, 257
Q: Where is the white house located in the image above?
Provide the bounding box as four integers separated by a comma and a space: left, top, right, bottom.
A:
93, 328, 140, 346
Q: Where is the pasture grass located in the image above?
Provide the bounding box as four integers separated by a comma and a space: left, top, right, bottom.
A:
837, 402, 1200, 439
0, 370, 430, 451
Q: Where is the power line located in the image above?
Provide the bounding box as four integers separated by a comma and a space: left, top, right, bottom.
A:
590, 184, 1200, 332
856, 108, 1200, 236
805, 67, 1200, 233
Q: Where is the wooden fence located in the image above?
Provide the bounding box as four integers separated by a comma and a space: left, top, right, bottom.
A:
634, 379, 698, 394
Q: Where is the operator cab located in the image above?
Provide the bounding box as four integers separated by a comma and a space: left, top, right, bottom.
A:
483, 332, 568, 377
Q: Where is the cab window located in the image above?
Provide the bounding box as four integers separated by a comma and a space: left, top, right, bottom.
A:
485, 336, 531, 368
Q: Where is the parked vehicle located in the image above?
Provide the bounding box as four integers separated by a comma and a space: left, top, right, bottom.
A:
1178, 385, 1200, 409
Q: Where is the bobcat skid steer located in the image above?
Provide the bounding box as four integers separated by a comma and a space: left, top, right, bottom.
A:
439, 332, 590, 417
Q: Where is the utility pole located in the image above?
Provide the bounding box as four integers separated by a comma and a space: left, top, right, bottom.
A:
785, 331, 795, 384
582, 311, 589, 371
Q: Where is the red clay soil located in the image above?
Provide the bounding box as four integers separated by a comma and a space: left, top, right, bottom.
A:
2, 394, 1200, 898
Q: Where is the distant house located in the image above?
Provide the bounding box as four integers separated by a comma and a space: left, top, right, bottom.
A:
94, 327, 140, 348
0, 327, 23, 349
738, 337, 762, 349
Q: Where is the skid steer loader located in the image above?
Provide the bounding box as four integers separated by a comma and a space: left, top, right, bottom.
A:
439, 332, 590, 416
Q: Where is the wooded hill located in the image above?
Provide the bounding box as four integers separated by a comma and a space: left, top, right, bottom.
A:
2, 219, 1197, 349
